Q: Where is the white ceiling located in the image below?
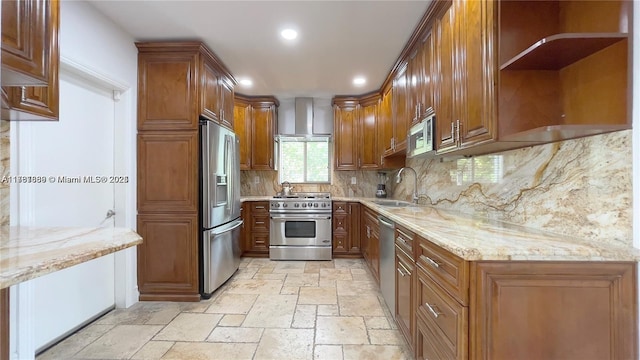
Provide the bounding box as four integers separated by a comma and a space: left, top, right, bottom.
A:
87, 1, 431, 100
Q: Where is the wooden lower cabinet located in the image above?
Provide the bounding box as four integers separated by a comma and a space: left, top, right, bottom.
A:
243, 201, 270, 256
137, 213, 200, 301
361, 207, 380, 283
1, 288, 8, 360
332, 202, 361, 257
395, 245, 415, 351
471, 261, 638, 360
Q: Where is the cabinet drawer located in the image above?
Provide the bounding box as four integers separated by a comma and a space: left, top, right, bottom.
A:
250, 202, 269, 214
416, 312, 455, 360
333, 201, 347, 214
395, 225, 415, 258
416, 266, 468, 359
251, 215, 269, 232
333, 214, 347, 232
417, 235, 469, 305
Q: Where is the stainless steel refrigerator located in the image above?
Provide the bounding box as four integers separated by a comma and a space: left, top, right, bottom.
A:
200, 118, 242, 298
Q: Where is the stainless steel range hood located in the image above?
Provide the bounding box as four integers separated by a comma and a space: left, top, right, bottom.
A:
277, 97, 333, 136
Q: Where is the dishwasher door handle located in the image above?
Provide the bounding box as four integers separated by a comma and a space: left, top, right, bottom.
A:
378, 216, 394, 228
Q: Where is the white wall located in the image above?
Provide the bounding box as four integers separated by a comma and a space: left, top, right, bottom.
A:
9, 2, 139, 359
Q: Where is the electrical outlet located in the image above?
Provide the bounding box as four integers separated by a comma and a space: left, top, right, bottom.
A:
351, 177, 357, 185
254, 176, 260, 184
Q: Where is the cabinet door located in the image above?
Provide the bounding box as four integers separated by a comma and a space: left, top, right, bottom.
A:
395, 250, 415, 350
419, 29, 435, 119
137, 213, 200, 301
233, 101, 252, 170
380, 87, 394, 156
138, 52, 198, 131
219, 77, 234, 130
200, 59, 219, 122
359, 102, 380, 169
1, 0, 56, 86
472, 262, 637, 360
137, 131, 199, 213
347, 202, 361, 253
435, 4, 458, 153
392, 64, 409, 152
249, 233, 270, 253
334, 104, 358, 170
6, 80, 58, 120
457, 0, 496, 148
251, 105, 275, 170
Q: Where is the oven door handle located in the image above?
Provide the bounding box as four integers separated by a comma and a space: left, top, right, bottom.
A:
270, 215, 332, 221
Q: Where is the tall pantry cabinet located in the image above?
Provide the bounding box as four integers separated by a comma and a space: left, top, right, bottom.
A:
136, 42, 235, 301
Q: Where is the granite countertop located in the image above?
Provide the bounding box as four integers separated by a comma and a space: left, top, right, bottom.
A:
0, 226, 142, 288
242, 195, 640, 261
241, 196, 272, 202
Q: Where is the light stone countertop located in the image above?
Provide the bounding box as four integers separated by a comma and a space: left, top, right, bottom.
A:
240, 196, 272, 202
0, 226, 142, 289
242, 195, 640, 261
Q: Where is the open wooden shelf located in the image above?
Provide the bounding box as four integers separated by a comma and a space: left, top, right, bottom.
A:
500, 33, 627, 71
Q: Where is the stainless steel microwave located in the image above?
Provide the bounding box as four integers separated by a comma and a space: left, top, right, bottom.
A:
407, 114, 435, 158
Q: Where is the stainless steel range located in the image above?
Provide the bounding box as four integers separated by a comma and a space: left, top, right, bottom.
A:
269, 192, 332, 260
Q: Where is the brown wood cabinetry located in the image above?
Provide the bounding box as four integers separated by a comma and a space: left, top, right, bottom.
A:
361, 207, 380, 283
332, 202, 361, 257
233, 95, 278, 170
472, 261, 637, 360
219, 77, 235, 129
1, 0, 59, 121
333, 99, 359, 170
234, 99, 252, 170
136, 42, 235, 301
394, 225, 416, 351
137, 213, 200, 302
1, 288, 8, 360
391, 64, 409, 154
243, 201, 270, 256
359, 95, 380, 169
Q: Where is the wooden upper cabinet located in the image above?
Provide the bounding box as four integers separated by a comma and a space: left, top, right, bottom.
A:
418, 29, 435, 121
334, 101, 359, 170
380, 87, 394, 156
2, 0, 59, 121
457, 0, 496, 148
200, 57, 220, 122
359, 95, 380, 169
233, 100, 252, 170
219, 77, 235, 129
1, 0, 57, 86
138, 51, 198, 131
251, 104, 276, 170
137, 131, 199, 213
392, 63, 409, 153
434, 3, 457, 154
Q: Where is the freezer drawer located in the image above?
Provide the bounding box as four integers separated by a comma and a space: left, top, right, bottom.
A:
202, 219, 243, 296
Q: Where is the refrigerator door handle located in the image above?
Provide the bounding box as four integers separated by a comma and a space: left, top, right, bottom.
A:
201, 120, 211, 229
225, 134, 233, 214
210, 219, 244, 236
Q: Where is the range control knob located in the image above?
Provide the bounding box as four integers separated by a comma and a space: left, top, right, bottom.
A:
313, 203, 319, 208
302, 203, 307, 208
283, 203, 288, 207
294, 203, 299, 208
308, 202, 313, 207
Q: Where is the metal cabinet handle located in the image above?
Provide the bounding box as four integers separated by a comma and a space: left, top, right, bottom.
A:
450, 122, 455, 141
255, 206, 265, 209
425, 303, 442, 318
397, 267, 407, 277
456, 119, 461, 144
420, 255, 440, 268
397, 261, 411, 276
255, 221, 265, 225
397, 236, 408, 245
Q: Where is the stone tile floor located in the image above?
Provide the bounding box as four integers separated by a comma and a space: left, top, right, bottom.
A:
37, 258, 412, 360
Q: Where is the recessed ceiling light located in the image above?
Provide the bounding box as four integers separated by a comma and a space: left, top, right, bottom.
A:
239, 78, 253, 87
353, 77, 366, 86
281, 29, 298, 40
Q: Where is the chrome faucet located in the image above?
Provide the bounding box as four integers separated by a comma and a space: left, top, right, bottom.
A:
396, 167, 419, 204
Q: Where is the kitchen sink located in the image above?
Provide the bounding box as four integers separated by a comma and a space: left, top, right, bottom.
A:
371, 199, 419, 208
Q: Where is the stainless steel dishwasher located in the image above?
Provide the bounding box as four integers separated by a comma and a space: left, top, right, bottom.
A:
378, 215, 395, 319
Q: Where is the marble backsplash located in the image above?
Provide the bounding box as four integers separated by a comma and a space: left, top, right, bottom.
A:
241, 130, 633, 246
0, 120, 9, 227
389, 130, 633, 246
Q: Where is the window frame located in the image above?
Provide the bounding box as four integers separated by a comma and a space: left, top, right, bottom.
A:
277, 136, 332, 184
